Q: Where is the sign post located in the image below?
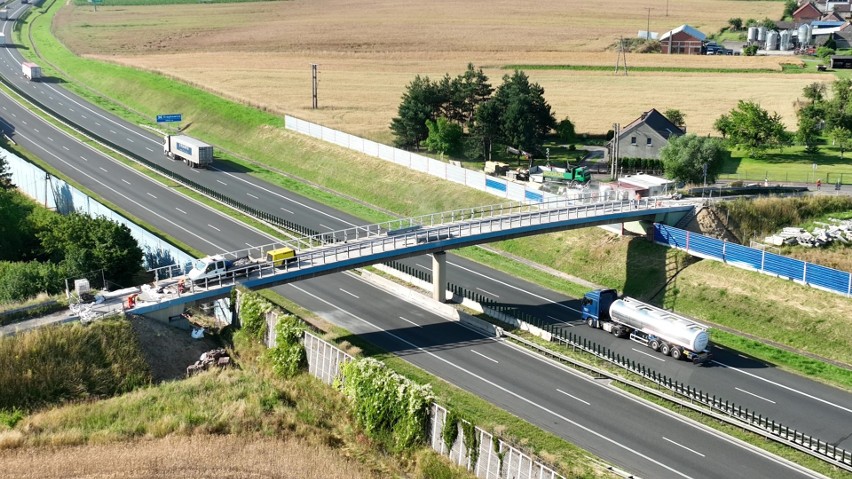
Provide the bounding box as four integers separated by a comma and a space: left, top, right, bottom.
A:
156, 113, 183, 124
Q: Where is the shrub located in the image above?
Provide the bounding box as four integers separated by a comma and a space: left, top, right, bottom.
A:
237, 289, 272, 340
266, 314, 306, 378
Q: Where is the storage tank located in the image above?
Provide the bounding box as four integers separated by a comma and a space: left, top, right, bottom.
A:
766, 30, 779, 50
609, 298, 710, 353
780, 30, 791, 50
748, 26, 759, 42
758, 26, 767, 42
798, 23, 811, 46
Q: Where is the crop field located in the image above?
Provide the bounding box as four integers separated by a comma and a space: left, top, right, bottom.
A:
51, 0, 818, 141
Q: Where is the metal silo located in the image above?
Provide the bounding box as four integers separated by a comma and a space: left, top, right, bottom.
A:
766, 30, 779, 50
798, 23, 811, 46
780, 30, 791, 50
758, 26, 767, 42
748, 26, 759, 42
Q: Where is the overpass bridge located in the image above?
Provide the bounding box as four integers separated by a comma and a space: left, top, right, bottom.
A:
133, 197, 693, 316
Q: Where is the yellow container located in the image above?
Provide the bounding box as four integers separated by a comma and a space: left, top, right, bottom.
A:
266, 247, 296, 266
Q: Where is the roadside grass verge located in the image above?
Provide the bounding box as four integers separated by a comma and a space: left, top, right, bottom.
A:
20, 1, 852, 380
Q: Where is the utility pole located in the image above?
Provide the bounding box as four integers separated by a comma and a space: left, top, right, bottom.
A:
646, 8, 651, 40
611, 123, 620, 180
311, 63, 318, 109
666, 0, 669, 17
614, 37, 628, 75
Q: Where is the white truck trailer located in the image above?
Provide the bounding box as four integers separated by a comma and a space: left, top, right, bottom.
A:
581, 289, 712, 364
22, 62, 41, 81
164, 134, 213, 168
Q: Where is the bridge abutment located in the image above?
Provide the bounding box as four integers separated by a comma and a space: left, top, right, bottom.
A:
432, 251, 447, 302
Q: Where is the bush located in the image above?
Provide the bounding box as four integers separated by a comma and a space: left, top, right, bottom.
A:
237, 289, 272, 340
266, 314, 306, 378
0, 261, 66, 303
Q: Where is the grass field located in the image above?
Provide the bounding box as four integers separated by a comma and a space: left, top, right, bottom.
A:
49, 0, 817, 140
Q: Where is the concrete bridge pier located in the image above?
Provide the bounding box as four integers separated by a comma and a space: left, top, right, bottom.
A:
432, 251, 447, 302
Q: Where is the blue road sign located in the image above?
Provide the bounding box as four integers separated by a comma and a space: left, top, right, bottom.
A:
156, 113, 182, 123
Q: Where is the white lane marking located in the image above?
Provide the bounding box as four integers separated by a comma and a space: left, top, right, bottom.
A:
246, 192, 259, 199
95, 122, 101, 126
99, 167, 108, 172
287, 284, 694, 479
471, 350, 499, 363
245, 243, 254, 248
21, 120, 26, 125
449, 261, 576, 312
46, 136, 53, 142
62, 145, 69, 151
339, 288, 359, 299
109, 129, 116, 134
81, 115, 87, 119
712, 360, 851, 414
208, 224, 221, 232
735, 387, 776, 404
121, 179, 130, 185
175, 208, 187, 215
68, 108, 74, 112
216, 180, 227, 185
147, 192, 157, 199
33, 128, 39, 133
145, 147, 154, 152
415, 263, 431, 270
319, 224, 335, 231
399, 316, 422, 328
476, 287, 499, 298
80, 156, 88, 162
632, 348, 666, 362
662, 437, 705, 457
280, 207, 294, 214
556, 388, 590, 406
0, 118, 227, 252
126, 138, 134, 143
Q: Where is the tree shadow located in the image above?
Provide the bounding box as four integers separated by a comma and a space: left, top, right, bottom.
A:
51, 180, 75, 214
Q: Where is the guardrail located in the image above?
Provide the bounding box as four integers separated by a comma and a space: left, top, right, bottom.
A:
441, 281, 852, 471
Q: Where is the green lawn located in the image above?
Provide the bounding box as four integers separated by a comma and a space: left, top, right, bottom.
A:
722, 144, 852, 185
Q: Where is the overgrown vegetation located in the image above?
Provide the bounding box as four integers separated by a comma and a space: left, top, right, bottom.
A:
717, 195, 852, 242
0, 319, 151, 410
266, 314, 306, 378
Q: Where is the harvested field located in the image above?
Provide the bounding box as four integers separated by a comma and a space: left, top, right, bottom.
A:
51, 0, 809, 140
0, 435, 373, 478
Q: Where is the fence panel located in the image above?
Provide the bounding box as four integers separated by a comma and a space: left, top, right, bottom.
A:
410, 153, 429, 173
762, 252, 805, 281
466, 170, 487, 192
429, 157, 447, 177
447, 163, 467, 185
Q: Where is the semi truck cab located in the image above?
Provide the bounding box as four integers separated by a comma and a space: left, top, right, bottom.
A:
581, 288, 619, 326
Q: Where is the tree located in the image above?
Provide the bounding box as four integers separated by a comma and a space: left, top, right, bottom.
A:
424, 117, 463, 158
0, 153, 12, 191
659, 134, 726, 185
829, 126, 852, 158
728, 18, 743, 31
468, 98, 503, 160
802, 82, 827, 104
743, 44, 759, 56
783, 0, 797, 19
663, 109, 686, 129
714, 100, 788, 156
759, 17, 776, 30
450, 63, 493, 128
555, 117, 576, 144
36, 213, 143, 287
0, 189, 38, 261
796, 104, 823, 154
816, 46, 836, 60
490, 70, 556, 154
390, 75, 440, 149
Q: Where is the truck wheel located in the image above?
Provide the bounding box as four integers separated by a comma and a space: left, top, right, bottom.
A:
660, 343, 671, 356
587, 318, 595, 328
649, 339, 660, 351
670, 347, 682, 360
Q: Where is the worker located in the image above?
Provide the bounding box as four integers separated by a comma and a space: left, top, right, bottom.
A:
177, 278, 187, 294
816, 178, 822, 190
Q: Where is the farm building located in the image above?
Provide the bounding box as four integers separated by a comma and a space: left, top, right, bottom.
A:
659, 24, 706, 54
608, 109, 684, 161
830, 55, 852, 68
794, 2, 824, 22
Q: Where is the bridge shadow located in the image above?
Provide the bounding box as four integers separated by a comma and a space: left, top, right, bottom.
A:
336, 320, 494, 357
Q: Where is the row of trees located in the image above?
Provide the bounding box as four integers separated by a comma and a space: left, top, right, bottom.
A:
796, 80, 852, 156
0, 172, 143, 302
391, 64, 562, 160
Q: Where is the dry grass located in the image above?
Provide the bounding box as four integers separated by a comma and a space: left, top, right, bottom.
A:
51, 0, 808, 140
0, 434, 372, 478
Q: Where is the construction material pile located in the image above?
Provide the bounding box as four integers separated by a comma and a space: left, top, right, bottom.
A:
186, 348, 231, 376
764, 219, 852, 248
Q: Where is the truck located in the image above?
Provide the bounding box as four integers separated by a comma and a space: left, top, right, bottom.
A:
187, 248, 296, 284
581, 289, 712, 364
164, 134, 213, 168
22, 62, 41, 81
542, 165, 591, 184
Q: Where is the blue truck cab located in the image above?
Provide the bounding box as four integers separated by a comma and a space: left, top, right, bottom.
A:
581, 288, 619, 326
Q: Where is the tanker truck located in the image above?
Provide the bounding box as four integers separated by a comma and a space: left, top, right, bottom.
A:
164, 134, 213, 168
581, 289, 712, 364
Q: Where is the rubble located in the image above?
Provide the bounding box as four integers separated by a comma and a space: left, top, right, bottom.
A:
764, 219, 852, 248
186, 348, 231, 376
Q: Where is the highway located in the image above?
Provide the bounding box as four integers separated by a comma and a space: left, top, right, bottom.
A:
0, 2, 844, 476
